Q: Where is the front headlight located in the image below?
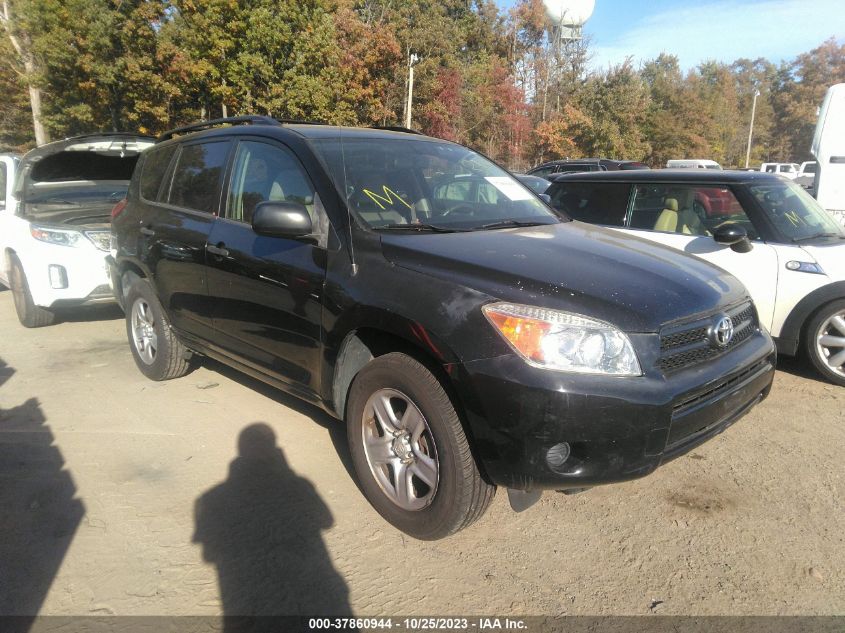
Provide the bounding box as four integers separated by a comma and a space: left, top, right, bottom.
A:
30, 226, 84, 248
483, 302, 642, 376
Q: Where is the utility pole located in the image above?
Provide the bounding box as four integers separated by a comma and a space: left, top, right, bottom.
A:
404, 52, 419, 129
745, 89, 761, 169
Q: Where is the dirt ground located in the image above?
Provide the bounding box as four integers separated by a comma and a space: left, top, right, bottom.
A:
0, 288, 842, 618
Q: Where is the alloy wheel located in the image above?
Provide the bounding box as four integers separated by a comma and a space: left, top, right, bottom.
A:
361, 388, 439, 511
816, 310, 845, 378
131, 298, 158, 365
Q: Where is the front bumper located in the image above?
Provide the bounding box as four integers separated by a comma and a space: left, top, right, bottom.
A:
452, 329, 776, 491
22, 240, 115, 308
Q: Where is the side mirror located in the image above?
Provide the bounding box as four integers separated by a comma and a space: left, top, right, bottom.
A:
252, 201, 312, 239
538, 193, 552, 205
713, 223, 753, 253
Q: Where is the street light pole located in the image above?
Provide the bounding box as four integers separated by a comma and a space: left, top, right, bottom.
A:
745, 89, 761, 169
405, 53, 419, 129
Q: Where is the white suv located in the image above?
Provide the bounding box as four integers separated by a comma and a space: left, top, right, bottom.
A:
0, 134, 153, 327
546, 169, 845, 385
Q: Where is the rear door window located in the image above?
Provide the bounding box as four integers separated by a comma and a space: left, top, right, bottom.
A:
140, 145, 177, 202
548, 182, 630, 226
168, 141, 231, 213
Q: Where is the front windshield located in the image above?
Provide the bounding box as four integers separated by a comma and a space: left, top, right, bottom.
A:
311, 137, 559, 230
750, 181, 845, 241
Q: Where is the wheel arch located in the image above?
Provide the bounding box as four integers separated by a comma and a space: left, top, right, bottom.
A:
114, 259, 149, 309
777, 281, 845, 356
330, 322, 462, 420
331, 324, 494, 488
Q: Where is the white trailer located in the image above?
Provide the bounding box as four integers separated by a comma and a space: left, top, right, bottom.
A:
812, 83, 845, 224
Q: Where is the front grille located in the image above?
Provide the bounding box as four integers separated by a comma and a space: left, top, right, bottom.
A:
661, 326, 708, 351
657, 302, 758, 373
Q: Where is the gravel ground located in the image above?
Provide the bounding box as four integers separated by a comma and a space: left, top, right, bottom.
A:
0, 288, 842, 618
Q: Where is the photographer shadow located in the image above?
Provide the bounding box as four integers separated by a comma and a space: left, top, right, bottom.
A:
193, 423, 352, 626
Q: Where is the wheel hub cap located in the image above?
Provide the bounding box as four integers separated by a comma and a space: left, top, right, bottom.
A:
392, 433, 414, 464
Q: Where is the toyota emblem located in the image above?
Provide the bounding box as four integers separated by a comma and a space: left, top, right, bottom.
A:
711, 315, 734, 347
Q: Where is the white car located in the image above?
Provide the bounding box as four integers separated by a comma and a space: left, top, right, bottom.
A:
0, 134, 154, 327
546, 169, 845, 385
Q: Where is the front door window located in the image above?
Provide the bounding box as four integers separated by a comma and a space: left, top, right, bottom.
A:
629, 184, 757, 239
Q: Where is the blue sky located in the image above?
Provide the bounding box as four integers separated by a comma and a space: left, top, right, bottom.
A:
496, 0, 845, 70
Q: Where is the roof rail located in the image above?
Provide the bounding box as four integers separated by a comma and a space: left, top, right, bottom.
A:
370, 125, 423, 135
276, 118, 329, 127
158, 116, 281, 142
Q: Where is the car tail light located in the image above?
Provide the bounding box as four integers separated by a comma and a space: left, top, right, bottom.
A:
111, 198, 128, 220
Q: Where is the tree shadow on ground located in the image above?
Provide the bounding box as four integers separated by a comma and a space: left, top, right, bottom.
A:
0, 357, 85, 630
193, 423, 353, 629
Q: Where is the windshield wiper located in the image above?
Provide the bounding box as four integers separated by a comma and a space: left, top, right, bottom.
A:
476, 219, 555, 230
791, 232, 845, 242
375, 222, 472, 233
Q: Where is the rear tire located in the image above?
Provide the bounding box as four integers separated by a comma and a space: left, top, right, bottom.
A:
125, 278, 190, 381
804, 300, 845, 387
9, 254, 55, 328
346, 352, 495, 540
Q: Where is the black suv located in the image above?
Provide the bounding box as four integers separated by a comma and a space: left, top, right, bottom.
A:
109, 117, 776, 539
528, 158, 649, 179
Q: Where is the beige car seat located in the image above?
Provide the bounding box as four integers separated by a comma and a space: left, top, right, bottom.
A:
654, 198, 679, 232
654, 193, 710, 236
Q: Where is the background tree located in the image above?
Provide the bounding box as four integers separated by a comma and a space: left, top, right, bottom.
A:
0, 1, 841, 172
0, 0, 51, 145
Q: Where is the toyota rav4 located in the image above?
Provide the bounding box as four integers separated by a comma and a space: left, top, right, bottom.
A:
109, 117, 776, 539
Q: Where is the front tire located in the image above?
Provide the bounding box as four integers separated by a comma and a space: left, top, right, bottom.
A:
125, 278, 190, 381
9, 254, 55, 328
346, 352, 495, 540
804, 299, 845, 387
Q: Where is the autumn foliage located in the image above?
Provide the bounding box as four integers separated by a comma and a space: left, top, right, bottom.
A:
1, 1, 844, 169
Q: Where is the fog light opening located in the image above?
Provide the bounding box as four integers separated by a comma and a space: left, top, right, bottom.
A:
546, 442, 571, 469
49, 265, 68, 289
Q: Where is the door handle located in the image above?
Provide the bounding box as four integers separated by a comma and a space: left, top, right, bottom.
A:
206, 244, 229, 258
140, 227, 155, 236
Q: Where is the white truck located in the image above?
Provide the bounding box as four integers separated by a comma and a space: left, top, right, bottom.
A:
812, 83, 845, 225
666, 159, 722, 169
760, 162, 800, 179
0, 134, 153, 326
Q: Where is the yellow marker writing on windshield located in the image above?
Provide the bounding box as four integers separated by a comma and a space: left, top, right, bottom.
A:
363, 186, 413, 211
784, 210, 803, 227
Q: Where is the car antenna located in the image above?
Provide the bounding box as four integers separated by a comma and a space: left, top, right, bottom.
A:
338, 124, 358, 276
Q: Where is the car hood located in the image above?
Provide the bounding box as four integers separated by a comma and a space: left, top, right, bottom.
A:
380, 221, 747, 333
25, 205, 112, 230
